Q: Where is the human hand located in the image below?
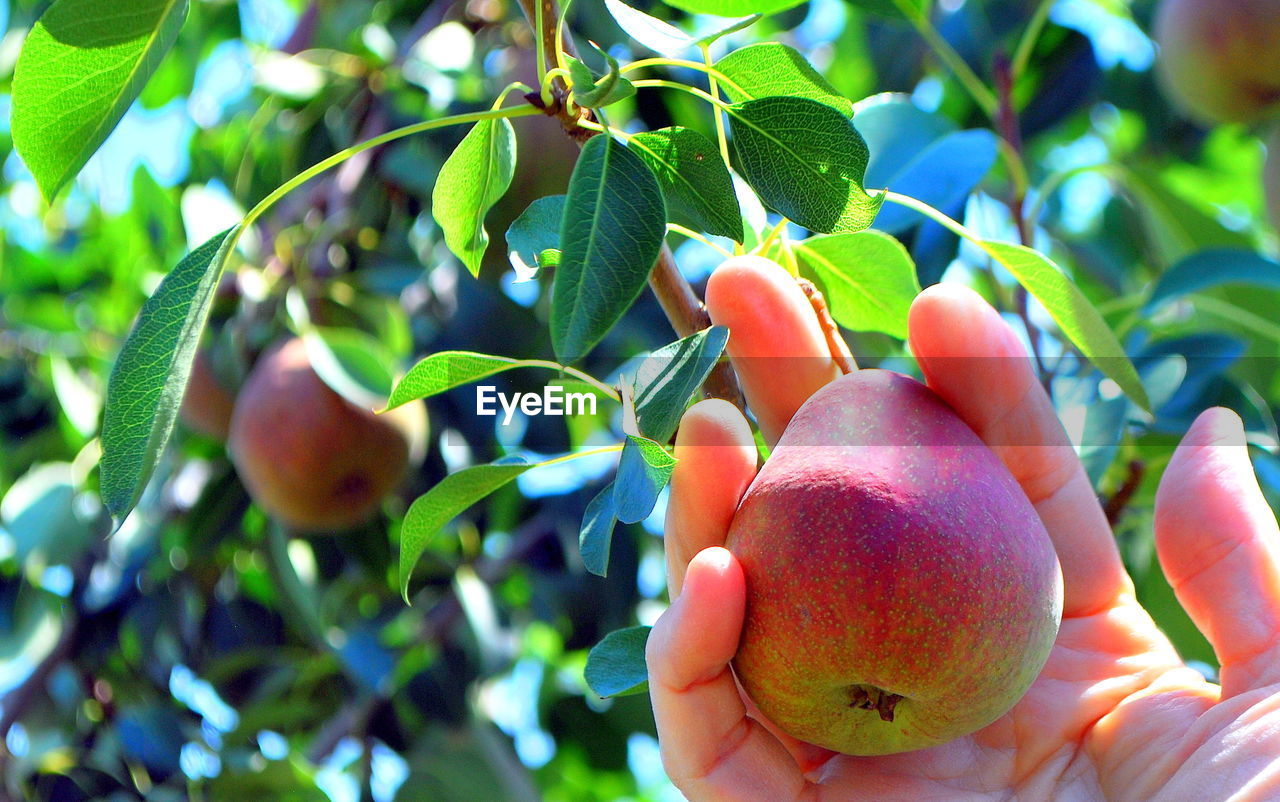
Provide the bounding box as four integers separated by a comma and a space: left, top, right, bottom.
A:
647, 256, 1280, 800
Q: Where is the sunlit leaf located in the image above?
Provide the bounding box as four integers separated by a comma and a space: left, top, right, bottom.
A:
980, 241, 1150, 410
101, 227, 239, 525
661, 0, 803, 15
400, 459, 536, 601
386, 352, 587, 411
553, 135, 667, 363
432, 118, 517, 276
846, 0, 927, 18
728, 97, 882, 234
630, 127, 742, 242
605, 0, 693, 55
604, 0, 759, 53
12, 0, 190, 200
795, 231, 921, 338
717, 43, 852, 116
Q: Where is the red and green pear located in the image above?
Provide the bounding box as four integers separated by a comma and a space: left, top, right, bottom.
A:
1154, 0, 1280, 124
228, 337, 427, 533
726, 369, 1063, 755
179, 348, 237, 441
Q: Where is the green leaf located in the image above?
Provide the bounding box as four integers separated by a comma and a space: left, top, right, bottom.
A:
613, 435, 676, 524
302, 327, 397, 410
846, 0, 928, 18
980, 241, 1150, 411
432, 118, 517, 276
1146, 249, 1280, 310
506, 195, 566, 277
579, 482, 619, 577
11, 0, 190, 201
868, 129, 999, 235
662, 0, 804, 15
605, 0, 693, 55
567, 44, 636, 108
728, 97, 883, 234
100, 227, 239, 525
585, 626, 652, 698
400, 459, 536, 601
795, 232, 921, 338
630, 128, 743, 242
386, 352, 573, 411
1118, 167, 1253, 266
1, 463, 95, 566
553, 135, 667, 363
632, 327, 730, 443
716, 43, 853, 116
604, 0, 759, 54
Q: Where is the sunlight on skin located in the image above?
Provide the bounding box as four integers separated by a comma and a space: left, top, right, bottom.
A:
649, 257, 1280, 801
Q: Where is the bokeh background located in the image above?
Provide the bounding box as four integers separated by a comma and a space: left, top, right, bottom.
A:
3, 0, 1280, 798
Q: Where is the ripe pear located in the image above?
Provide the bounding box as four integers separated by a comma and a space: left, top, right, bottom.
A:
228, 337, 427, 533
179, 349, 237, 441
1154, 0, 1280, 124
726, 369, 1062, 756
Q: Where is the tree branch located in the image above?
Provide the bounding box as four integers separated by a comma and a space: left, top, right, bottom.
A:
994, 52, 1050, 388
514, 0, 743, 408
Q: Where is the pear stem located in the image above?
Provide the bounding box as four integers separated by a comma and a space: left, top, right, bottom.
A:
797, 278, 856, 375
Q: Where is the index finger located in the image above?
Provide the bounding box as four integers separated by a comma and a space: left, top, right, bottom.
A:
706, 256, 845, 446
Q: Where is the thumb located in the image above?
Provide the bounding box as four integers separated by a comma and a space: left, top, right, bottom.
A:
646, 547, 806, 799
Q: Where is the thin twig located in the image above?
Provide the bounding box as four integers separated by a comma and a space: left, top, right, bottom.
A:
994, 54, 1029, 246
796, 278, 856, 375
994, 52, 1050, 388
1104, 459, 1146, 527
281, 1, 319, 55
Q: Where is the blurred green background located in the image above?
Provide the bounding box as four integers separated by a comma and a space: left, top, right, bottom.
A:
2, 0, 1280, 798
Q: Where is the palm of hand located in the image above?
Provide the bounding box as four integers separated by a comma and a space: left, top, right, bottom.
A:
825, 599, 1276, 800
647, 258, 1280, 801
